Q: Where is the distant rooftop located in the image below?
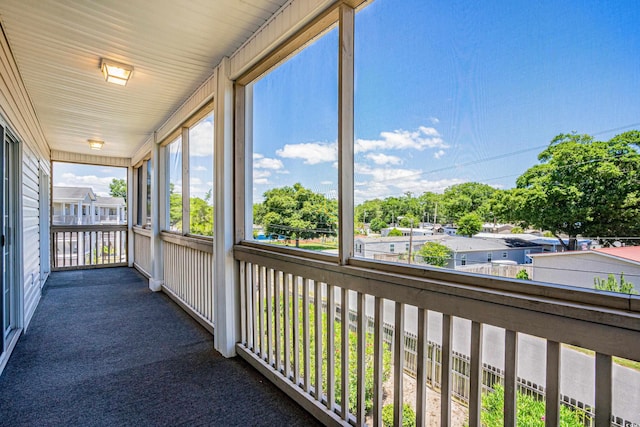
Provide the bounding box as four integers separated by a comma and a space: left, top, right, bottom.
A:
594, 246, 640, 263
52, 186, 96, 201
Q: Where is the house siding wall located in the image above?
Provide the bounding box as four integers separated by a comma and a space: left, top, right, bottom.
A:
0, 24, 50, 334
532, 253, 640, 290
22, 143, 42, 328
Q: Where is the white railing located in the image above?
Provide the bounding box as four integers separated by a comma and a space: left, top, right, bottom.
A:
234, 244, 640, 427
51, 225, 128, 270
133, 227, 152, 276
161, 232, 214, 330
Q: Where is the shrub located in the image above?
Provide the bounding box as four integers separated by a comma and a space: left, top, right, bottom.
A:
382, 403, 416, 427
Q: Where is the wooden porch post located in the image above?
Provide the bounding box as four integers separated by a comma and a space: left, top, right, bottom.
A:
149, 133, 164, 291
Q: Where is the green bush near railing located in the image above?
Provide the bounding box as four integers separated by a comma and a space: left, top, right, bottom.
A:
382, 403, 416, 427
481, 384, 586, 426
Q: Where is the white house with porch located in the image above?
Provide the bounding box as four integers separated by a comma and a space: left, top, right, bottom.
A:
53, 186, 126, 225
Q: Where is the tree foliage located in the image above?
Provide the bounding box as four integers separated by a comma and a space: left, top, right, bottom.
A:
382, 403, 416, 427
505, 131, 640, 250
109, 178, 127, 202
388, 228, 403, 237
254, 183, 337, 246
456, 212, 483, 237
594, 273, 638, 295
441, 182, 497, 222
416, 242, 451, 267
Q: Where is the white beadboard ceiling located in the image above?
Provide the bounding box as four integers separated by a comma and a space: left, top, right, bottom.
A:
0, 0, 288, 158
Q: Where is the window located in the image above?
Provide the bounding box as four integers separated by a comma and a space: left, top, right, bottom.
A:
163, 108, 214, 237
405, 243, 410, 252
188, 113, 214, 237
146, 159, 152, 226
503, 252, 508, 259
136, 165, 143, 226
461, 255, 467, 266
487, 252, 492, 263
353, 0, 640, 289
390, 243, 395, 253
247, 25, 338, 251
167, 136, 182, 232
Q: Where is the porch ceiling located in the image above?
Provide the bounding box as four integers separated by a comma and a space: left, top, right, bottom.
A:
0, 0, 287, 158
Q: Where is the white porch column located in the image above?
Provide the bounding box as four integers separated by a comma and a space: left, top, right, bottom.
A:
77, 201, 83, 225
214, 57, 238, 357
149, 135, 164, 291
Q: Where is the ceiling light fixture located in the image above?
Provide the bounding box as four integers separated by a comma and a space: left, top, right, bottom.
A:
88, 139, 104, 150
100, 58, 133, 86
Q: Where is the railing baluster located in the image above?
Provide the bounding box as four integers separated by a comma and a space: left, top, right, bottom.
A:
416, 308, 429, 427
239, 261, 247, 345
293, 276, 300, 387
340, 287, 350, 421
595, 352, 612, 426
258, 265, 265, 359
373, 296, 384, 426
275, 270, 282, 372
266, 268, 274, 366
394, 302, 405, 427
247, 263, 254, 350
469, 321, 484, 427
545, 340, 560, 427
504, 330, 518, 426
441, 314, 452, 427
284, 273, 291, 380
326, 283, 335, 412
303, 278, 311, 393
356, 291, 366, 427
314, 280, 323, 402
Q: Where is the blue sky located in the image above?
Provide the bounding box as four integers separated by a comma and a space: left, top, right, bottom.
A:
53, 162, 127, 196
251, 0, 640, 204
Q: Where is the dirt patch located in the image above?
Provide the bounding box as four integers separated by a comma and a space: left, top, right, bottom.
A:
366, 373, 468, 426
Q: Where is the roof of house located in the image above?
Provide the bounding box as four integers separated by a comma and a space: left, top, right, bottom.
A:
355, 235, 540, 253
474, 232, 591, 246
52, 186, 96, 201
530, 247, 640, 267
95, 196, 125, 206
593, 246, 640, 263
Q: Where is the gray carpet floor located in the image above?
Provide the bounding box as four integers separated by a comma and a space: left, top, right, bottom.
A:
0, 267, 321, 427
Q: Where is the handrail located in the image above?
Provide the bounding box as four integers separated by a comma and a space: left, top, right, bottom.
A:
51, 225, 128, 270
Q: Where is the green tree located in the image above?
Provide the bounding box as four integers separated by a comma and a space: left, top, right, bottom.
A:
510, 226, 524, 234
370, 217, 388, 233
388, 228, 403, 237
508, 130, 640, 250
441, 182, 496, 222
416, 242, 451, 267
594, 273, 638, 295
255, 183, 337, 247
189, 190, 214, 236
516, 269, 530, 280
109, 178, 127, 202
456, 212, 482, 237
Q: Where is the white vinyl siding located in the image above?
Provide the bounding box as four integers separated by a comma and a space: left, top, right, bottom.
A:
22, 144, 42, 329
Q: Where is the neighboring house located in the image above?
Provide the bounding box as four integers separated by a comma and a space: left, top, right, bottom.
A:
52, 186, 96, 225
474, 233, 591, 253
380, 227, 433, 237
530, 246, 640, 290
354, 234, 542, 268
481, 223, 514, 234
52, 186, 126, 225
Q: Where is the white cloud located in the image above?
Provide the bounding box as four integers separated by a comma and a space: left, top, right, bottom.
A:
428, 117, 440, 124
254, 179, 269, 185
254, 169, 272, 179
192, 165, 208, 172
355, 126, 448, 153
434, 150, 446, 159
276, 142, 337, 164
366, 153, 402, 165
58, 173, 118, 196
188, 119, 214, 157
254, 156, 284, 170
320, 180, 333, 185
353, 164, 464, 203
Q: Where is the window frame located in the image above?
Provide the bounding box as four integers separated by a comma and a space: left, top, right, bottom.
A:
133, 156, 151, 228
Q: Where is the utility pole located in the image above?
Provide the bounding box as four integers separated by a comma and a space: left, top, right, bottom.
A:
434, 203, 438, 225
408, 218, 414, 264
